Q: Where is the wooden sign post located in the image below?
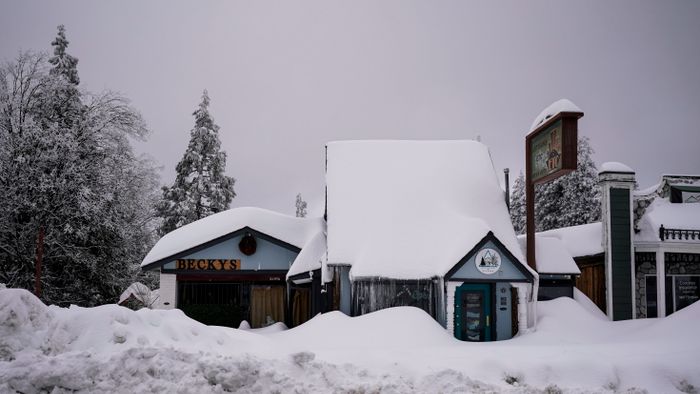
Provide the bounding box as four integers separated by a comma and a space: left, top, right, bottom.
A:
525, 110, 583, 270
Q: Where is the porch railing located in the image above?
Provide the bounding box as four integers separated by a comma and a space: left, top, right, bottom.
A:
659, 225, 700, 241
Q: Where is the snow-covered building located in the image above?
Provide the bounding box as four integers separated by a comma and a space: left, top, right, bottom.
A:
532, 168, 700, 320
141, 207, 329, 328
141, 139, 538, 341
325, 140, 538, 341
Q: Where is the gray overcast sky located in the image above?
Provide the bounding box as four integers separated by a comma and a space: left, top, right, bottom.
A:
2, 1, 699, 216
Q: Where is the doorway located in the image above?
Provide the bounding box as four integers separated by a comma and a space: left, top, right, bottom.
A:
455, 283, 492, 342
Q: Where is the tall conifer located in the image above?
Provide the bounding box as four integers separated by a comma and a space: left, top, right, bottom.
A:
157, 90, 236, 235
509, 136, 601, 233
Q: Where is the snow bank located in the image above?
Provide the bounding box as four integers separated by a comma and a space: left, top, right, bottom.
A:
529, 99, 582, 133
2, 288, 699, 393
326, 140, 530, 280
141, 207, 324, 267
573, 288, 607, 320
0, 288, 275, 362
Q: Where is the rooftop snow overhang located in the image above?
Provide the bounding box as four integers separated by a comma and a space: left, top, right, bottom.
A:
141, 226, 302, 271
141, 207, 324, 271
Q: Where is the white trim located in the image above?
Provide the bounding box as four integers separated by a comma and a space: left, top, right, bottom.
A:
629, 187, 636, 319
603, 184, 614, 319
656, 248, 666, 317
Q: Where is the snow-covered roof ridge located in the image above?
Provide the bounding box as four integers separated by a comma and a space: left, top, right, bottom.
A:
326, 139, 531, 279
516, 235, 581, 274
141, 207, 325, 267
529, 99, 582, 133
524, 222, 604, 258
599, 161, 634, 174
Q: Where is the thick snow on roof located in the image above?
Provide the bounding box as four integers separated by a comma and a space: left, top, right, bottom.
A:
141, 207, 324, 267
516, 235, 580, 274
529, 99, 582, 133
286, 231, 330, 280
636, 196, 700, 242
599, 161, 634, 174
326, 140, 529, 279
533, 222, 603, 258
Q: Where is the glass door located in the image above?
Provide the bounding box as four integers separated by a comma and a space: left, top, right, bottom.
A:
455, 283, 492, 342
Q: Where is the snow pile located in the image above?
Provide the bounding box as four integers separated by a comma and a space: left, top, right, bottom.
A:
573, 288, 608, 320
141, 207, 324, 267
326, 140, 531, 280
0, 289, 54, 360
529, 99, 582, 133
2, 288, 699, 393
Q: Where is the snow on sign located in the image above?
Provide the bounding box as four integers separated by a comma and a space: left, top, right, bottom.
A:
527, 106, 582, 184
475, 248, 501, 275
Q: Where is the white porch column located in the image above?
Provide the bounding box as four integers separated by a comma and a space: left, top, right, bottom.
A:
515, 283, 528, 333
159, 271, 177, 309
656, 248, 666, 317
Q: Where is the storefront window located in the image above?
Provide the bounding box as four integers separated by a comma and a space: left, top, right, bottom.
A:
646, 275, 700, 317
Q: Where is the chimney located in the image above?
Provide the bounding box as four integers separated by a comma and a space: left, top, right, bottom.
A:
504, 168, 510, 211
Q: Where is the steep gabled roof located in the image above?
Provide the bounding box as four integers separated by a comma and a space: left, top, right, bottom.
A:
326, 140, 530, 279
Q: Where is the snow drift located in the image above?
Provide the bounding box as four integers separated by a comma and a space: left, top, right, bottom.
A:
1, 288, 699, 393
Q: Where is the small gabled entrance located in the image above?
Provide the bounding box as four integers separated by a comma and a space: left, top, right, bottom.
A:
454, 283, 492, 341
445, 232, 535, 341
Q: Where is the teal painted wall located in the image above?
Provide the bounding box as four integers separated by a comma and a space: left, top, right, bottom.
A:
162, 233, 299, 271
495, 282, 512, 340
610, 188, 632, 320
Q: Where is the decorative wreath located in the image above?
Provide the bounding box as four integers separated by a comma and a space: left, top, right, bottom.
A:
239, 233, 257, 256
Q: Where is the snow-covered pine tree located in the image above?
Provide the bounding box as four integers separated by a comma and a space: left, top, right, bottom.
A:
509, 172, 526, 234
295, 193, 308, 218
48, 25, 80, 85
157, 90, 236, 235
509, 136, 601, 233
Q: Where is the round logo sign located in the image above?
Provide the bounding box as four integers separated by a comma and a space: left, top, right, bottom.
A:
475, 248, 501, 275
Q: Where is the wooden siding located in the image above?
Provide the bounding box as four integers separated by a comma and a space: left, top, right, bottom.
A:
575, 258, 606, 313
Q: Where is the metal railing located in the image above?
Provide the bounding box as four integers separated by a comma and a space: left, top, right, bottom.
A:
659, 225, 700, 241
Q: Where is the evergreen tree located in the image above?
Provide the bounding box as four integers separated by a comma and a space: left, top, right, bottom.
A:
157, 90, 236, 235
509, 172, 526, 234
48, 25, 80, 85
295, 193, 307, 218
509, 136, 601, 233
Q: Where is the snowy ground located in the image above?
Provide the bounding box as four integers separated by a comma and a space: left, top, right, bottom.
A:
1, 289, 699, 393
